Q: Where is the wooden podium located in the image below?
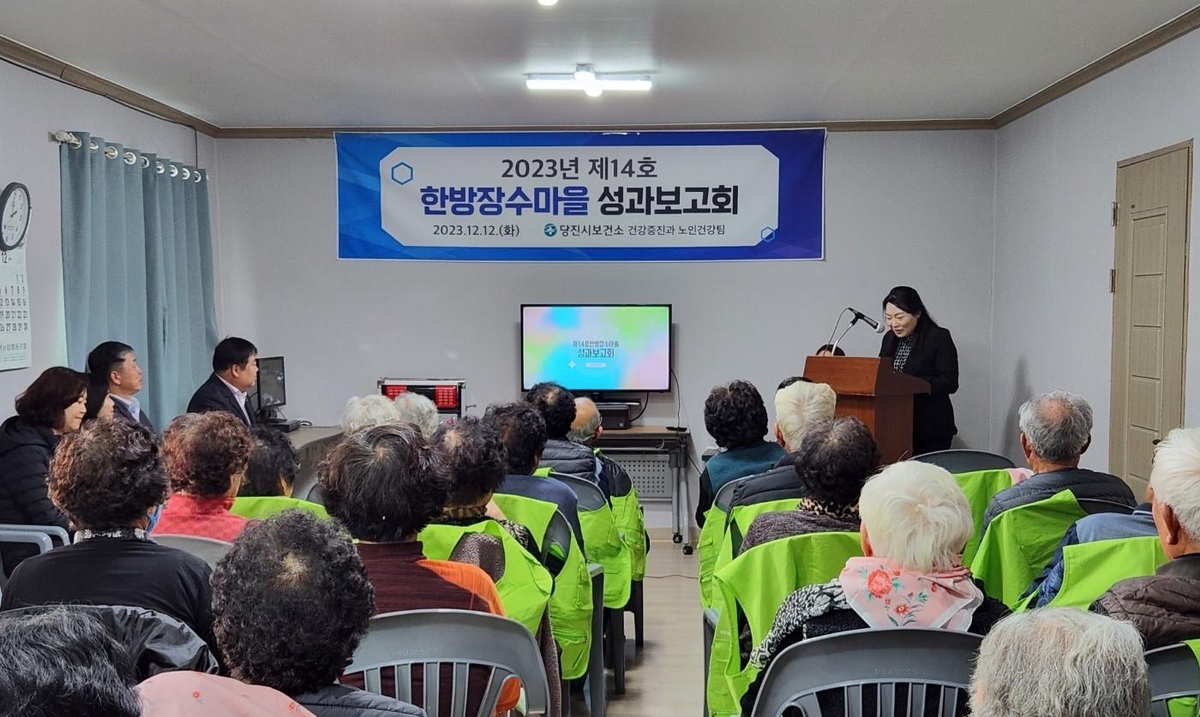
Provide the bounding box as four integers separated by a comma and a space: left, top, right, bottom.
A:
803, 356, 930, 464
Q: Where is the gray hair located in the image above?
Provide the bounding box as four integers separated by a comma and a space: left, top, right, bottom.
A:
340, 395, 401, 436
393, 392, 439, 437
1018, 390, 1093, 462
774, 380, 837, 451
858, 461, 973, 572
1149, 426, 1200, 538
568, 397, 602, 443
971, 608, 1149, 717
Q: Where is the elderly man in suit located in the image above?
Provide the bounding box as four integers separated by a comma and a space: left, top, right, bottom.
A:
187, 337, 259, 427
86, 341, 155, 432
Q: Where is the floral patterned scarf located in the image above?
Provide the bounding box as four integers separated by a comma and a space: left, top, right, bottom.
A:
839, 557, 983, 630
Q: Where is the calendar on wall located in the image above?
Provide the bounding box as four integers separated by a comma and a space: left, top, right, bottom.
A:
0, 182, 32, 371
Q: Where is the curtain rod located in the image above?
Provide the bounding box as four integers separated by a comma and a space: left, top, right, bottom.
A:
48, 130, 204, 181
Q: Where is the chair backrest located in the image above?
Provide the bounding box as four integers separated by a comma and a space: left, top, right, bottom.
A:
952, 470, 1014, 566
710, 498, 805, 585
544, 510, 573, 567
968, 489, 1087, 607
750, 628, 983, 717
152, 534, 232, 569
0, 528, 54, 587
912, 449, 1015, 473
551, 472, 606, 511
1147, 640, 1200, 717
346, 609, 552, 717
552, 471, 632, 607
707, 531, 863, 716
5, 603, 220, 680
699, 474, 760, 609
1045, 535, 1168, 610
0, 523, 71, 547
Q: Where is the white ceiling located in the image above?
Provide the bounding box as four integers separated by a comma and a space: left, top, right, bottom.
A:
1, 0, 1197, 128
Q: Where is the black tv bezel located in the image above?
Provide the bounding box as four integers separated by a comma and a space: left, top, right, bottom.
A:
519, 303, 673, 394
254, 355, 287, 411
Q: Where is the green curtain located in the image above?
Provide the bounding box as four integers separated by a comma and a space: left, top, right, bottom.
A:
60, 132, 218, 427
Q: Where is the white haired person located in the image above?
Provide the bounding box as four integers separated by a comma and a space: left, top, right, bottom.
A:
339, 395, 400, 436
741, 461, 1008, 712
1094, 426, 1200, 648
971, 608, 1150, 717
393, 391, 439, 437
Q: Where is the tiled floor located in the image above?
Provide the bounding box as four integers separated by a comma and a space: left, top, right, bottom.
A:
568, 540, 703, 716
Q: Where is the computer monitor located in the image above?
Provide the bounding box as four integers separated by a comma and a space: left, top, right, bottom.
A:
520, 304, 672, 393
254, 356, 287, 413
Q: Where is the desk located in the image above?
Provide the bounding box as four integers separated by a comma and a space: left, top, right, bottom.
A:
289, 426, 344, 501
595, 426, 692, 552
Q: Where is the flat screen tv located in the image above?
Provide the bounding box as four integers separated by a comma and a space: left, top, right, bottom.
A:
521, 304, 672, 393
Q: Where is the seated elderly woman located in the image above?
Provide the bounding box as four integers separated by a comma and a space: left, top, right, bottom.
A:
0, 607, 140, 717
1094, 426, 1200, 648
394, 391, 440, 437
341, 394, 401, 436
743, 461, 1008, 712
695, 380, 786, 526
0, 366, 88, 572
429, 415, 537, 554
155, 412, 255, 541
739, 417, 880, 554
231, 426, 329, 520
321, 422, 517, 715
0, 419, 217, 653
209, 511, 422, 717
971, 608, 1149, 717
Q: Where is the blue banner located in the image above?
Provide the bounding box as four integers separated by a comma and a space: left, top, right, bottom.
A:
337, 129, 824, 261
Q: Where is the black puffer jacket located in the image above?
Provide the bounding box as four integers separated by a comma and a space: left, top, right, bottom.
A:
1094, 553, 1200, 650
540, 438, 608, 496
295, 684, 426, 717
0, 416, 67, 573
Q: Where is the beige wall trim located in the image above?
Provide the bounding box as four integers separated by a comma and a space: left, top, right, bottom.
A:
212, 119, 994, 139
0, 36, 220, 136
993, 6, 1200, 128
6, 5, 1200, 138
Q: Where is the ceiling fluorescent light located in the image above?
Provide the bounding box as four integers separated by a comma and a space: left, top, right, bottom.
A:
538, 0, 558, 5
526, 64, 652, 97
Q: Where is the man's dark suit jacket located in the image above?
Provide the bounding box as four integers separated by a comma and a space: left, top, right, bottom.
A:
186, 373, 255, 427
111, 396, 155, 433
879, 323, 959, 445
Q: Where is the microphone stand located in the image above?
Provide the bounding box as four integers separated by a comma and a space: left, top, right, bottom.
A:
829, 315, 860, 356
824, 308, 851, 351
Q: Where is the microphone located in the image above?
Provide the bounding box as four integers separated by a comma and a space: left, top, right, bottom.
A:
849, 308, 885, 333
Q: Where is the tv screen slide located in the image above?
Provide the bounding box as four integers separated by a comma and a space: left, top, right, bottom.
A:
522, 305, 671, 392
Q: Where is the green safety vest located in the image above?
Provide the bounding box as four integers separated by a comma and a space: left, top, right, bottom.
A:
490, 493, 594, 681
576, 497, 632, 609
1166, 639, 1200, 717
596, 447, 648, 581
969, 489, 1087, 608
230, 495, 330, 521
1041, 535, 1168, 611
697, 503, 731, 609
952, 469, 1014, 566
706, 531, 862, 717
418, 520, 553, 641
709, 498, 802, 590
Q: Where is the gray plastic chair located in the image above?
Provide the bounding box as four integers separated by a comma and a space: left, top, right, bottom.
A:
1147, 642, 1200, 716
0, 528, 54, 589
542, 509, 573, 567
0, 523, 70, 547
345, 608, 552, 717
152, 534, 231, 568
552, 472, 628, 694
751, 628, 983, 717
911, 449, 1015, 473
